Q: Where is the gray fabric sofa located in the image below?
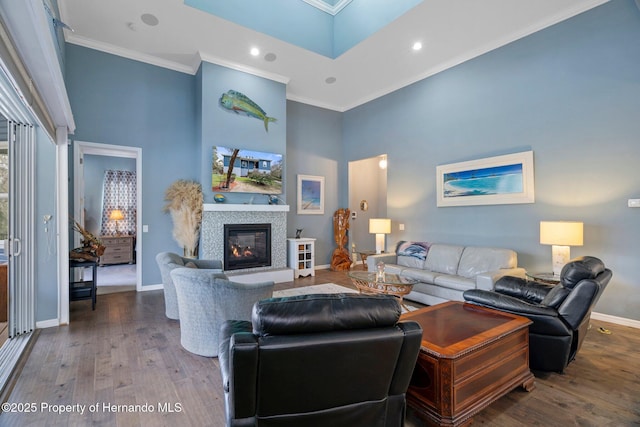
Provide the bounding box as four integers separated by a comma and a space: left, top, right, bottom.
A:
367, 242, 525, 306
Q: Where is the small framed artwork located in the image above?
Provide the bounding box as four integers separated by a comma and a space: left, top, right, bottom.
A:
436, 151, 535, 207
297, 175, 325, 215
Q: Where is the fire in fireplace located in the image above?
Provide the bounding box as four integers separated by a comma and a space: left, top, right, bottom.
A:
224, 223, 272, 271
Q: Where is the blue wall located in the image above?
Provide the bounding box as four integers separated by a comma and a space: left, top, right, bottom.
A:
343, 0, 640, 320
286, 101, 343, 266
35, 127, 57, 322
65, 44, 198, 287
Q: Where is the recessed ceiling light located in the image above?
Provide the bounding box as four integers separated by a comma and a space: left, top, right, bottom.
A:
325, 77, 337, 84
140, 13, 159, 26
412, 41, 423, 51
250, 47, 260, 56
264, 53, 277, 62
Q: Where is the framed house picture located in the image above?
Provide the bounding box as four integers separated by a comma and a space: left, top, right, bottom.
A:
436, 151, 535, 207
297, 175, 325, 214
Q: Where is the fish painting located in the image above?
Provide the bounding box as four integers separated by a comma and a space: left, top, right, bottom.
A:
219, 90, 277, 132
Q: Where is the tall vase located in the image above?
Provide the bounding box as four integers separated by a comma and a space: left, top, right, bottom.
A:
183, 245, 198, 259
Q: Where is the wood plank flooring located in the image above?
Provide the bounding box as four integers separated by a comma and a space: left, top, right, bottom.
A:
1, 266, 639, 426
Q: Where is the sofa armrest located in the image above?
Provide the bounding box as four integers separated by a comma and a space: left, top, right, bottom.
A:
222, 323, 259, 420
389, 321, 423, 395
464, 290, 571, 336
464, 289, 558, 317
366, 253, 397, 271
475, 267, 526, 291
218, 320, 253, 393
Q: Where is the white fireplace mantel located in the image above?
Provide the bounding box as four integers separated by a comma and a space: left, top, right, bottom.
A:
203, 204, 290, 212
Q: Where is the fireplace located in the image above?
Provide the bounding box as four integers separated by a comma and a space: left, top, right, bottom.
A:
224, 223, 272, 271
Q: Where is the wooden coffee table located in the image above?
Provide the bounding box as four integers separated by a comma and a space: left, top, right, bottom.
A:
401, 301, 535, 426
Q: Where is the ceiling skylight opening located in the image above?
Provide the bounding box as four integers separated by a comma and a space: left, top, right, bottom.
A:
412, 41, 423, 51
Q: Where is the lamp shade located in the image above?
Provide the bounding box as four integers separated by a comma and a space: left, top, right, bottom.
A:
369, 218, 391, 234
540, 221, 583, 246
109, 209, 125, 221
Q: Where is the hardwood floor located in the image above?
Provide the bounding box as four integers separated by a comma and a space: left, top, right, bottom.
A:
1, 267, 639, 426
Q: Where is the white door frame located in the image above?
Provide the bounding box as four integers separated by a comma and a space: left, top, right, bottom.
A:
72, 141, 143, 295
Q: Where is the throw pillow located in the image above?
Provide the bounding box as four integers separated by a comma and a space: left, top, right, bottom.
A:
185, 261, 198, 269
396, 241, 431, 269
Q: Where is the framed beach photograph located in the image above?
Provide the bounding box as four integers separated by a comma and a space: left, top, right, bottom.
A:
297, 175, 325, 214
436, 151, 535, 207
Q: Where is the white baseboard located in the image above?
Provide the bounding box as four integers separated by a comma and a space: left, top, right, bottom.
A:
140, 284, 163, 291
315, 264, 330, 270
591, 311, 640, 329
36, 318, 59, 329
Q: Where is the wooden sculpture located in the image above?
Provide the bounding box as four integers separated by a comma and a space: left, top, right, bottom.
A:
330, 208, 352, 271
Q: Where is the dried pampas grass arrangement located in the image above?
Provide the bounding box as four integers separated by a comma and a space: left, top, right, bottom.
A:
163, 180, 203, 257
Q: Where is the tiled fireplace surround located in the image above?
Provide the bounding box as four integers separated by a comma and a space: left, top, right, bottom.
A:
200, 204, 294, 283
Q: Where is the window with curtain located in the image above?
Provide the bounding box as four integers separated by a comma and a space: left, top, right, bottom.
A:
100, 170, 136, 236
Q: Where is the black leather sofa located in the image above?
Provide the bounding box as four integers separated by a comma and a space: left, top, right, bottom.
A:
463, 256, 612, 373
218, 293, 423, 427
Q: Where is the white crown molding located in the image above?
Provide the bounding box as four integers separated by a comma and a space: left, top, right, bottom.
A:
64, 35, 294, 86
286, 92, 344, 112
197, 52, 290, 84
302, 0, 353, 16
65, 33, 196, 75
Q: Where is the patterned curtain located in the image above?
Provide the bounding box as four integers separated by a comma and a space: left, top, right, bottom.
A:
100, 170, 137, 236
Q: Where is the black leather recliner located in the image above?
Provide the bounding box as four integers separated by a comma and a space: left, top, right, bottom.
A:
463, 256, 612, 373
218, 293, 423, 427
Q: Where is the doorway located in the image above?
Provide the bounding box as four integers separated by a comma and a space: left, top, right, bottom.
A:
348, 154, 388, 263
73, 141, 142, 295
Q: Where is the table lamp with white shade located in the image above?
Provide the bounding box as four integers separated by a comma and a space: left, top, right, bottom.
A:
540, 221, 583, 277
369, 218, 391, 254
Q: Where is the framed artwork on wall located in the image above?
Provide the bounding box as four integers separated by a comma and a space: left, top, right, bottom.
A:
297, 175, 325, 214
212, 146, 283, 194
436, 151, 535, 207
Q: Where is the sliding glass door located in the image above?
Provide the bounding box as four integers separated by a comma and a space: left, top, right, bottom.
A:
0, 74, 37, 389
7, 118, 35, 337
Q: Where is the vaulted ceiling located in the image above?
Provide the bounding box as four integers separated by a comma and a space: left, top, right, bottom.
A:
58, 0, 608, 111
